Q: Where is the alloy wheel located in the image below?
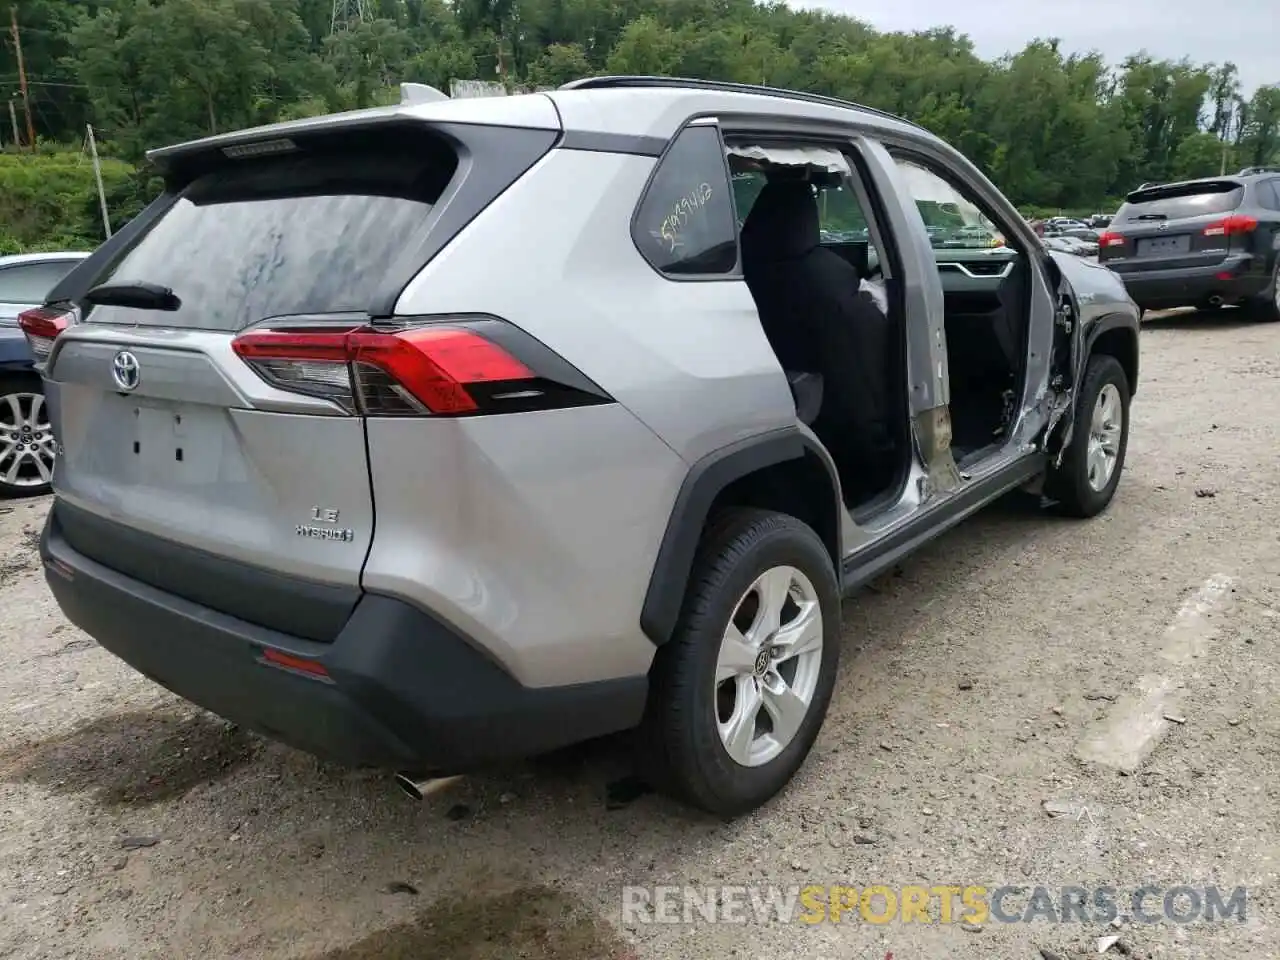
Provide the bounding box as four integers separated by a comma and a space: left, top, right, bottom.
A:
0, 391, 55, 490
714, 565, 824, 767
1086, 383, 1122, 493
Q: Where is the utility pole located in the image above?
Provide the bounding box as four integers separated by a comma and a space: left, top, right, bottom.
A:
10, 6, 35, 149
87, 124, 112, 238
1220, 110, 1233, 176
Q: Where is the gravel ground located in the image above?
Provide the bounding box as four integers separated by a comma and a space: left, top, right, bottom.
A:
1, 307, 1278, 960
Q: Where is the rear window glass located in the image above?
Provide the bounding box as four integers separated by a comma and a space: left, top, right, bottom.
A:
88, 135, 458, 330
0, 259, 80, 303
1116, 182, 1243, 222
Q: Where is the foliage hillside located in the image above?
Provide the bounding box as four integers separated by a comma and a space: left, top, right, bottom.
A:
0, 0, 1276, 251
0, 146, 157, 253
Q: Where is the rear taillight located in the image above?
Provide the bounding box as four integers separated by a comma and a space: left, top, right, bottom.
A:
1098, 231, 1126, 248
231, 317, 611, 417
1203, 214, 1257, 238
17, 305, 75, 365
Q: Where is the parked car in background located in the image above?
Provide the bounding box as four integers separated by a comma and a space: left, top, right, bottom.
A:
1098, 169, 1280, 319
1073, 236, 1100, 256
25, 77, 1139, 816
1088, 213, 1113, 229
0, 251, 90, 496
1044, 235, 1099, 257
1058, 226, 1100, 242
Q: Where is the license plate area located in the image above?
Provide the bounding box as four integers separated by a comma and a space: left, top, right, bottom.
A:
129, 398, 226, 484
1136, 235, 1191, 257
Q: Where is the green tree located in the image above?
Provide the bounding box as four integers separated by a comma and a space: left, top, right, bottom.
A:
1112, 55, 1212, 187
1172, 131, 1231, 180
527, 42, 592, 87
1207, 62, 1242, 139
1236, 86, 1280, 168
605, 16, 685, 75
325, 18, 415, 108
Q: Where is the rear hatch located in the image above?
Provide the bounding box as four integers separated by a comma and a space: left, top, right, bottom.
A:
1099, 180, 1249, 272
40, 116, 556, 642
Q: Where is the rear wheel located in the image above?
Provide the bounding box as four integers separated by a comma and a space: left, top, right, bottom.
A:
1247, 261, 1280, 322
638, 508, 840, 817
1045, 354, 1130, 518
0, 375, 55, 497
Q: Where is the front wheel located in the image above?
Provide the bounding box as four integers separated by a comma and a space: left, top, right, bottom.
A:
638, 508, 840, 817
0, 375, 55, 497
1045, 354, 1130, 518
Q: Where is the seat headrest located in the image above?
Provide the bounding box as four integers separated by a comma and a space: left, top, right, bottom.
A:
741, 180, 821, 261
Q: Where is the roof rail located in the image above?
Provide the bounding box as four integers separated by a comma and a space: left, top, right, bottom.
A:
558, 75, 922, 131
1237, 165, 1280, 176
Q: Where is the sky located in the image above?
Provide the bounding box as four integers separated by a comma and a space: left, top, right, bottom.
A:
806, 0, 1275, 96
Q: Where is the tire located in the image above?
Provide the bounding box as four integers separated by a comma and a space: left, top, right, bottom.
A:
1045, 354, 1130, 518
0, 374, 55, 498
1245, 260, 1280, 322
637, 508, 840, 817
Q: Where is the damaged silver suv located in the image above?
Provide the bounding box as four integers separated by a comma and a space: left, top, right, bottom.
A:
24, 77, 1139, 816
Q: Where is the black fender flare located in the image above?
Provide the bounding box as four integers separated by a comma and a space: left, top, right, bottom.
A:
640, 428, 843, 646
1084, 312, 1140, 396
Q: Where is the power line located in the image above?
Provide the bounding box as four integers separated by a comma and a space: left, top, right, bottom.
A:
0, 78, 89, 89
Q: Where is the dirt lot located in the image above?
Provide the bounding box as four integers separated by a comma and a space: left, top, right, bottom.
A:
1, 308, 1278, 960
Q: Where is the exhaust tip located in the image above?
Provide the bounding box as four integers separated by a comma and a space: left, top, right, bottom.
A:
394, 772, 465, 801
395, 772, 426, 801
1208, 295, 1225, 306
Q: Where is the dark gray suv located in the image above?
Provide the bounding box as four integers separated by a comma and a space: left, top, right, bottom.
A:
1099, 168, 1280, 319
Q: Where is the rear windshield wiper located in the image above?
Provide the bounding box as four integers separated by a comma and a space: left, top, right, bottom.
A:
1133, 213, 1168, 221
84, 281, 181, 311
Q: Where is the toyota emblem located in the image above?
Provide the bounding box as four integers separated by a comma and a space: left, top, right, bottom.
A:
112, 350, 140, 392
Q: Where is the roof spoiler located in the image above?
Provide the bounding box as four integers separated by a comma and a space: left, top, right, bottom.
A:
400, 83, 449, 105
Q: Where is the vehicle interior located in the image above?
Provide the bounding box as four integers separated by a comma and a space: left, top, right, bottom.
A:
728, 141, 1032, 511
890, 156, 1030, 465
727, 142, 907, 512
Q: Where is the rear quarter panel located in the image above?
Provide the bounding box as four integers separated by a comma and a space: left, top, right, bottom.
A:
378, 147, 799, 687
393, 147, 797, 462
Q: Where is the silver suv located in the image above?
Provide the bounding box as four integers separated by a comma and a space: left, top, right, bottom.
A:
25, 77, 1140, 816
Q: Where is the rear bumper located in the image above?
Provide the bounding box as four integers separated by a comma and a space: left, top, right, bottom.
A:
1110, 256, 1268, 308
41, 507, 648, 771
